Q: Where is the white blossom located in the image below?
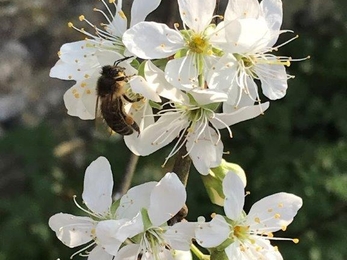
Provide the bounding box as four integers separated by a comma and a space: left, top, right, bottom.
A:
50, 0, 161, 124
48, 157, 116, 259
123, 0, 226, 90
195, 172, 303, 259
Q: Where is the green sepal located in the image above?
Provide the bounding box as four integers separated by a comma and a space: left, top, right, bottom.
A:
141, 208, 152, 230
209, 247, 229, 260
149, 100, 162, 110
202, 102, 220, 112
152, 58, 169, 71
186, 93, 199, 106
130, 58, 140, 70
137, 60, 146, 77
110, 199, 120, 216
174, 48, 188, 59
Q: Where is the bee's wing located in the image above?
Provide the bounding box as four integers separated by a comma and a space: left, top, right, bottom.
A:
94, 96, 113, 137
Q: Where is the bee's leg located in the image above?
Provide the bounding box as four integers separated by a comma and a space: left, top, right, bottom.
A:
123, 94, 143, 103
124, 115, 140, 136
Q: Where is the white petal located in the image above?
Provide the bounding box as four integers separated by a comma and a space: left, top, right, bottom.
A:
190, 88, 228, 105
123, 22, 183, 59
224, 242, 248, 260
116, 182, 157, 219
210, 102, 270, 129
255, 63, 288, 100
50, 59, 98, 81
145, 61, 188, 103
96, 219, 130, 255
117, 214, 144, 240
225, 237, 283, 260
225, 18, 272, 53
225, 0, 260, 21
63, 76, 98, 120
260, 0, 283, 34
164, 222, 196, 251
195, 214, 230, 248
148, 172, 186, 226
177, 0, 215, 32
125, 113, 189, 156
114, 244, 141, 260
165, 55, 199, 90
207, 53, 238, 91
82, 157, 113, 216
48, 213, 95, 248
186, 126, 223, 175
222, 172, 245, 220
108, 2, 127, 37
246, 192, 303, 233
129, 75, 161, 102
172, 250, 192, 260
126, 100, 154, 133
130, 0, 162, 27
88, 246, 114, 260
56, 40, 98, 65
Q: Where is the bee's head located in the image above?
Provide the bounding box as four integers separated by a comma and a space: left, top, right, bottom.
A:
101, 65, 125, 78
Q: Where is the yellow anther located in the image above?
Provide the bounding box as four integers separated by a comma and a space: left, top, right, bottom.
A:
79, 15, 85, 21
74, 93, 80, 98
281, 225, 287, 231
118, 10, 126, 19
86, 89, 91, 94
68, 22, 74, 28
84, 74, 90, 78
268, 208, 273, 212
274, 213, 281, 219
254, 217, 260, 224
109, 0, 115, 3
278, 203, 283, 208
293, 238, 299, 244
57, 51, 61, 57
80, 82, 87, 88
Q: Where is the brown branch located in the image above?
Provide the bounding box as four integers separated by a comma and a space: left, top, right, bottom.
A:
115, 152, 139, 198
171, 145, 192, 186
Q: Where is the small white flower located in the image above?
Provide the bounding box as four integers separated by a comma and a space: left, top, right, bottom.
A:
95, 172, 195, 260
195, 172, 303, 259
48, 156, 115, 259
125, 62, 269, 175
50, 0, 161, 122
208, 0, 301, 107
123, 0, 225, 90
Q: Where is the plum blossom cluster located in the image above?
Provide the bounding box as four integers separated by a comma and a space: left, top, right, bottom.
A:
49, 0, 305, 259
50, 157, 195, 260
49, 157, 302, 260
49, 0, 302, 175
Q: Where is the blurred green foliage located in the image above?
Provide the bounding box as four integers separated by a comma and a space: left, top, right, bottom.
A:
1, 0, 347, 260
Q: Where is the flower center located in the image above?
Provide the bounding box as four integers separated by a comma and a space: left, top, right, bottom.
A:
186, 32, 213, 55
233, 225, 251, 242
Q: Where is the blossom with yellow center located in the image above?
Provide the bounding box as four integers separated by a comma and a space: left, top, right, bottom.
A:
195, 172, 303, 259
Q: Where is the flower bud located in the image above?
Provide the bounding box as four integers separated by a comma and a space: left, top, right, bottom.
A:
201, 159, 247, 206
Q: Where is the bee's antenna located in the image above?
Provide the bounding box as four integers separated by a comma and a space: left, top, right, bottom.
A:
114, 56, 134, 66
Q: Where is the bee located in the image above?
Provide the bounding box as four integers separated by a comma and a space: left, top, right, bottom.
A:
96, 56, 141, 136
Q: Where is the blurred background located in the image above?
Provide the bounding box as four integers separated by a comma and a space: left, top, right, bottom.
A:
0, 0, 346, 259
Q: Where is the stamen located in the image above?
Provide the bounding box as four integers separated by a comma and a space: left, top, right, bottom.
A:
69, 241, 96, 259
72, 195, 106, 219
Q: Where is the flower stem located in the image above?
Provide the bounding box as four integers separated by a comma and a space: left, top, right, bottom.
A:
191, 244, 210, 260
